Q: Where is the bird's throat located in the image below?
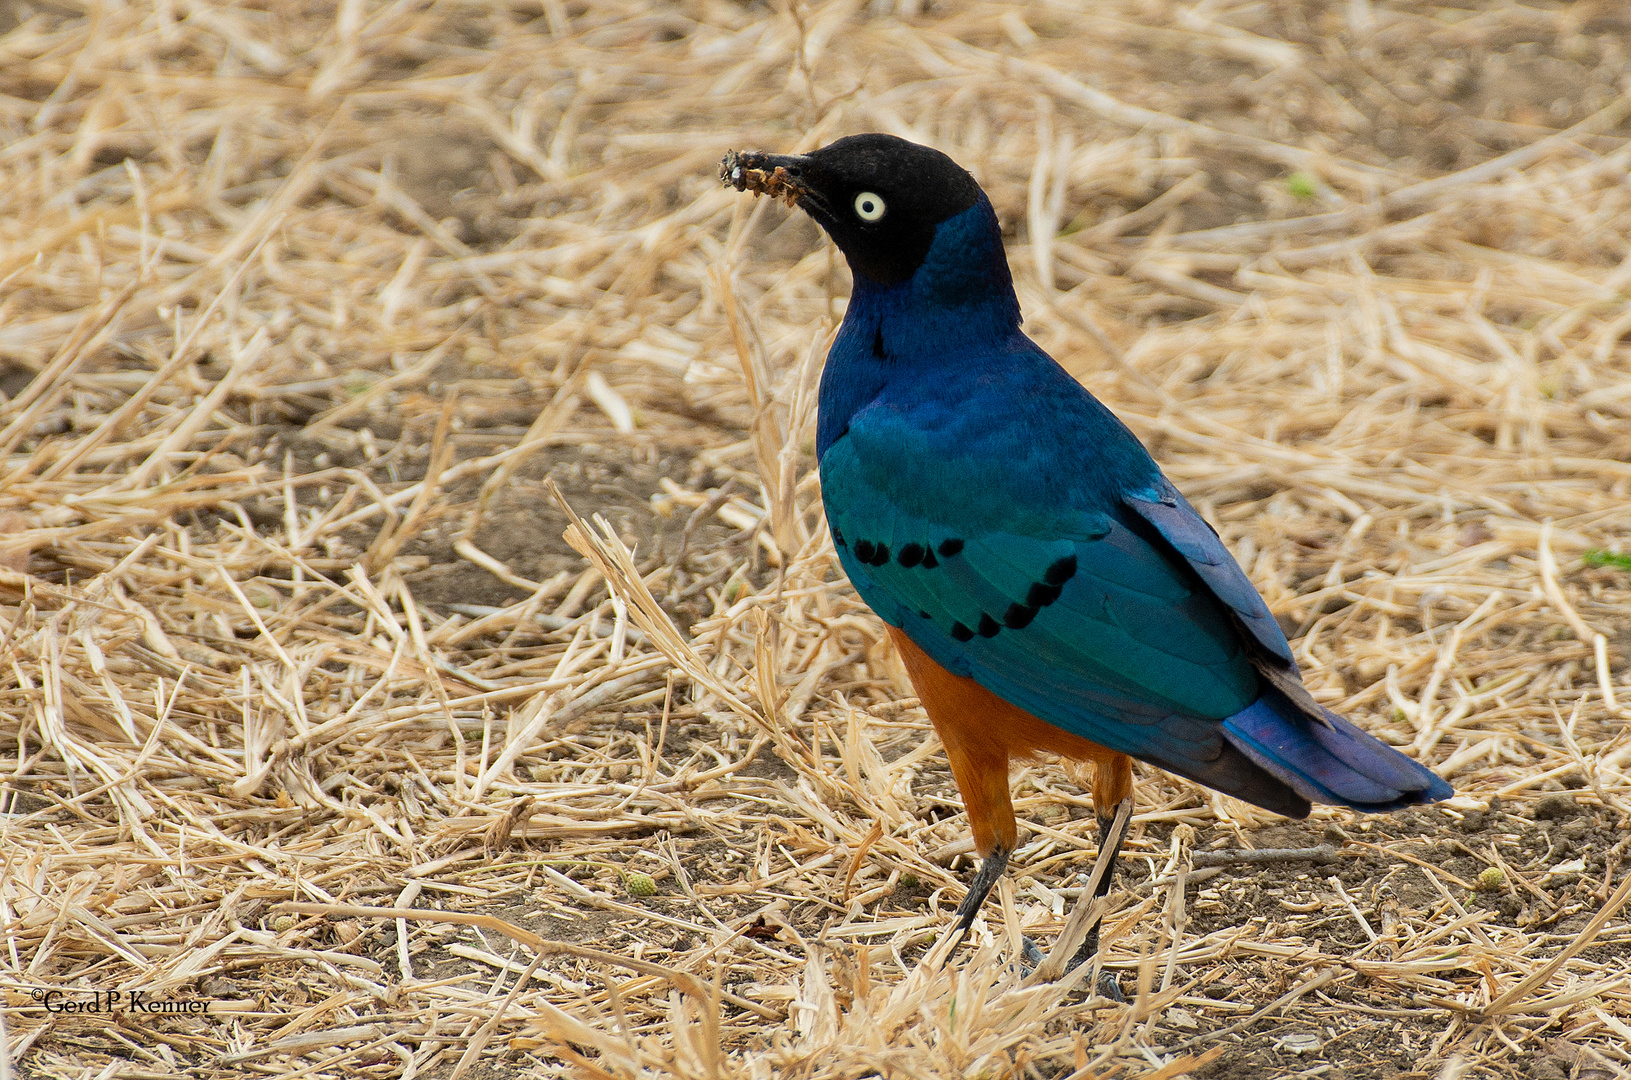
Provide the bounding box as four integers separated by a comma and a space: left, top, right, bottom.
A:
814, 198, 1023, 459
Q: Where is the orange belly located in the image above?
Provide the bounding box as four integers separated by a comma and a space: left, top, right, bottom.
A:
889, 627, 1132, 855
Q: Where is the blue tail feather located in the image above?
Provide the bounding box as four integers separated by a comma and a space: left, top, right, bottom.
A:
1222, 691, 1453, 812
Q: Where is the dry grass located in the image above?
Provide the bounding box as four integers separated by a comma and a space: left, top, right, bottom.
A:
4, 1, 1631, 1077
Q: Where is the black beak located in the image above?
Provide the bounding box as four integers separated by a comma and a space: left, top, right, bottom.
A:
720, 150, 826, 216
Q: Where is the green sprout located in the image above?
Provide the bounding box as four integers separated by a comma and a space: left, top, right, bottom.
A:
1583, 549, 1631, 571
1285, 171, 1319, 200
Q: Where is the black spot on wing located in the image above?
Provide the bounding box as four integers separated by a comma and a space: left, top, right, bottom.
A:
1002, 602, 1036, 629
897, 542, 925, 567
920, 548, 938, 568
1022, 554, 1079, 609
926, 545, 1091, 650
1026, 580, 1062, 608
849, 538, 892, 566
832, 526, 845, 548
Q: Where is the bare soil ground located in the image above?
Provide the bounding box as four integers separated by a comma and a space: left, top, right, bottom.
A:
3, 2, 1631, 1078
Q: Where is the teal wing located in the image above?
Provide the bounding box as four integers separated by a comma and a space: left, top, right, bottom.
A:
821, 421, 1262, 776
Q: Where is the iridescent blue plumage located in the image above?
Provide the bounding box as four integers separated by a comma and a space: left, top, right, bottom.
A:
815, 189, 1451, 815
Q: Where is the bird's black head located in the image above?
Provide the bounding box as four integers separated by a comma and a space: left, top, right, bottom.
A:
721, 133, 982, 286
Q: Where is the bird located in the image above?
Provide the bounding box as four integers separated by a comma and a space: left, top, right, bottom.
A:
720, 134, 1452, 989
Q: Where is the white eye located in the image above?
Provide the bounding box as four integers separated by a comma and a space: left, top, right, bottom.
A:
853, 191, 886, 222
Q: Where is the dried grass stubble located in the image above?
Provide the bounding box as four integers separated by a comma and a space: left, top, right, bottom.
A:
3, 1, 1631, 1079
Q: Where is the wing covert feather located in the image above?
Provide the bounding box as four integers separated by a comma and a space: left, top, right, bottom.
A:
1124, 478, 1295, 668
822, 429, 1263, 771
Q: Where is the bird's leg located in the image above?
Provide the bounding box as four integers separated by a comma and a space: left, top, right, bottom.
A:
956, 845, 1048, 979
896, 636, 1018, 940
1064, 754, 1136, 999
1066, 796, 1134, 999
952, 843, 1011, 934
1070, 800, 1133, 947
